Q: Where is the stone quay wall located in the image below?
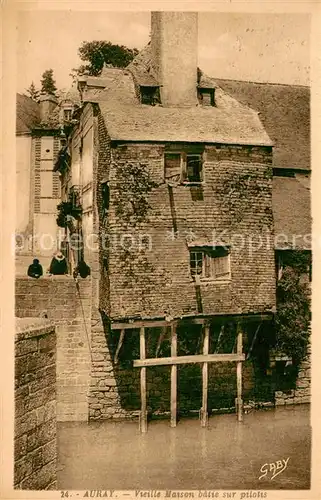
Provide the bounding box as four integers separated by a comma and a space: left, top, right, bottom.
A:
275, 348, 311, 406
15, 318, 57, 490
15, 276, 92, 422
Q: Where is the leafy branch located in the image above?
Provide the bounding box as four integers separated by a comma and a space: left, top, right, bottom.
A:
275, 250, 311, 365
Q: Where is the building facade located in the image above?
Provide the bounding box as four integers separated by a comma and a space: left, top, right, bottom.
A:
47, 12, 311, 420
16, 93, 63, 273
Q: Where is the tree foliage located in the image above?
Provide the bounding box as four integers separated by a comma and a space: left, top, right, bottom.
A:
56, 191, 82, 228
275, 250, 311, 365
40, 69, 57, 95
72, 41, 139, 77
25, 81, 40, 102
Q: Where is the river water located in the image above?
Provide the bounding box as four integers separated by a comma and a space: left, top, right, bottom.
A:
58, 404, 310, 490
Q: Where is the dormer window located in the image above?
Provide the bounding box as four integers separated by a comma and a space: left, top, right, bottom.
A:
63, 108, 73, 121
140, 86, 160, 105
198, 88, 215, 107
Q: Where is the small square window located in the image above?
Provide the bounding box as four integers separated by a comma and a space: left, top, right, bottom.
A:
140, 86, 160, 105
164, 148, 204, 185
190, 247, 230, 281
198, 88, 215, 106
63, 109, 72, 121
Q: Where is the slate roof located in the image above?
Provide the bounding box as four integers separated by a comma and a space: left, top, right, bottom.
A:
96, 72, 272, 146
272, 176, 311, 249
128, 47, 310, 169
127, 45, 158, 87
215, 79, 310, 171
16, 93, 40, 135
82, 46, 311, 248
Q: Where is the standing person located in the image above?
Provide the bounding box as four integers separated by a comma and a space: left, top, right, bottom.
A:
27, 259, 43, 279
73, 259, 91, 279
48, 251, 68, 275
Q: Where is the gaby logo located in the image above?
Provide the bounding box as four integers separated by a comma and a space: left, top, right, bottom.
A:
259, 457, 290, 480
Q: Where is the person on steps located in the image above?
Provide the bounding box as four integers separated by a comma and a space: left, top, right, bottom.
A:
27, 259, 43, 279
48, 251, 68, 275
73, 259, 91, 279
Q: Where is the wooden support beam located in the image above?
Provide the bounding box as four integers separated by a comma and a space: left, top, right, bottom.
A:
155, 327, 167, 358
111, 319, 171, 330
110, 313, 273, 330
139, 326, 147, 433
236, 325, 243, 422
232, 335, 237, 354
201, 325, 209, 427
114, 329, 125, 364
180, 314, 273, 326
246, 323, 261, 360
134, 353, 245, 368
170, 322, 177, 427
214, 325, 224, 353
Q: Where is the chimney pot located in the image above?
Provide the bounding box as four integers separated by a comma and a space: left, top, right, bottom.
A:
39, 93, 58, 121
151, 12, 198, 107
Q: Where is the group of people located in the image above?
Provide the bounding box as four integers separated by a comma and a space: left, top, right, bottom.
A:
27, 251, 90, 279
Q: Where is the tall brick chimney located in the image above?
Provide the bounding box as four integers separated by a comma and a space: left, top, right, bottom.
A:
151, 12, 198, 107
39, 93, 58, 122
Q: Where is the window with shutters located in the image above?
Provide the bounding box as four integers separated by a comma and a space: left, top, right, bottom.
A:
164, 151, 203, 184
190, 246, 231, 281
164, 153, 182, 183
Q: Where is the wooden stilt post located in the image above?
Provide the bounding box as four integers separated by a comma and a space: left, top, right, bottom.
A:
246, 323, 261, 360
201, 324, 209, 427
170, 321, 177, 427
155, 327, 166, 358
214, 325, 224, 353
236, 324, 243, 422
114, 329, 125, 364
139, 326, 147, 433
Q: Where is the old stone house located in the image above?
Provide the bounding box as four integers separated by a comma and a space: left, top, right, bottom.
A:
51, 12, 311, 421
15, 91, 78, 274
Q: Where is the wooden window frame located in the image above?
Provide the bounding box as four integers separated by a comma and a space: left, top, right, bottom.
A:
164, 151, 204, 185
164, 152, 183, 183
63, 109, 73, 121
190, 247, 231, 282
183, 153, 203, 184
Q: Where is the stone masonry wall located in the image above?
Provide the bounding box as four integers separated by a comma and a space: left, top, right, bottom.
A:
275, 347, 311, 406
86, 112, 128, 420
15, 277, 92, 422
15, 318, 57, 489
86, 120, 277, 420
100, 142, 276, 320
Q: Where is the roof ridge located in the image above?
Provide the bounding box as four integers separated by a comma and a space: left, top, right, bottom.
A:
214, 77, 310, 88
